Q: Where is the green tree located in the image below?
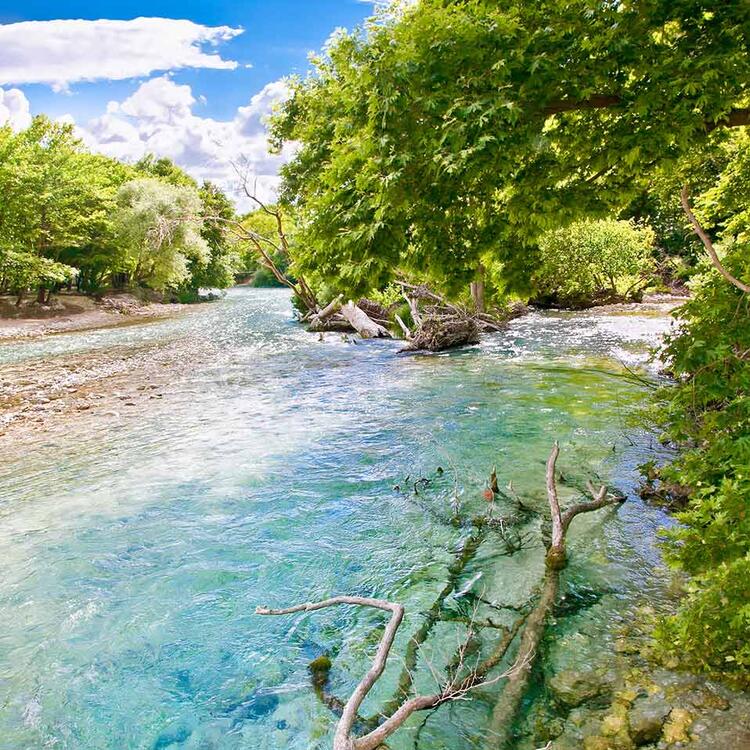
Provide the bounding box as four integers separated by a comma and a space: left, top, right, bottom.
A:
272, 0, 750, 297
177, 181, 239, 295
0, 249, 77, 306
135, 154, 197, 188
650, 134, 750, 683
115, 178, 210, 291
534, 219, 655, 306
0, 117, 130, 298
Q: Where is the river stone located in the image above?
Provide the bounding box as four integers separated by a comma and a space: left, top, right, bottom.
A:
629, 695, 671, 745
661, 707, 694, 744
549, 669, 611, 708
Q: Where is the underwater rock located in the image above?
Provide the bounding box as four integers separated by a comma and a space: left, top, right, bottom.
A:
308, 654, 332, 692
152, 726, 191, 749
225, 692, 280, 726
661, 707, 694, 744
685, 686, 730, 711
583, 736, 616, 750
600, 702, 635, 749
549, 669, 612, 708
628, 695, 671, 745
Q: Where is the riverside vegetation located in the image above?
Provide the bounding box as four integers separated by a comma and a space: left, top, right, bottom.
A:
1, 0, 749, 747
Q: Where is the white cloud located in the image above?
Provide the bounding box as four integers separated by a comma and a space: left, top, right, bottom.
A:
116, 76, 196, 122
77, 76, 294, 208
0, 87, 32, 130
0, 17, 243, 91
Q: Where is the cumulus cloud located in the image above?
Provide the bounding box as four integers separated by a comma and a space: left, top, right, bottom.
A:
78, 76, 293, 207
0, 87, 32, 130
0, 18, 242, 91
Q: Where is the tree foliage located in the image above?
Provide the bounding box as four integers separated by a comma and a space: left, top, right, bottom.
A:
272, 0, 750, 297
115, 179, 210, 291
534, 219, 655, 306
0, 116, 238, 300
651, 135, 750, 684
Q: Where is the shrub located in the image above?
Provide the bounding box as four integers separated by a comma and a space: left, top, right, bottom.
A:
651, 243, 750, 686
534, 218, 655, 306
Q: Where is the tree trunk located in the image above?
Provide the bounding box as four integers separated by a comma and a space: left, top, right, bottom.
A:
37, 286, 47, 304
470, 264, 485, 313
340, 302, 391, 339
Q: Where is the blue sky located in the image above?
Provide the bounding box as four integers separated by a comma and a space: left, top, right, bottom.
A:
0, 1, 375, 121
0, 1, 378, 204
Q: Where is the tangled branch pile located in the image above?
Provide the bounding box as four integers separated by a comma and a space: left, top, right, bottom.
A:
396, 282, 522, 352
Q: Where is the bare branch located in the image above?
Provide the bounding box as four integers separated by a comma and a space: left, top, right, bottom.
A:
257, 596, 404, 748
680, 185, 750, 294
546, 441, 563, 555
394, 314, 412, 339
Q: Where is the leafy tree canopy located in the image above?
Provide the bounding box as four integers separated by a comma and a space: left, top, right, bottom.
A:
534, 219, 655, 306
115, 178, 211, 291
272, 0, 750, 296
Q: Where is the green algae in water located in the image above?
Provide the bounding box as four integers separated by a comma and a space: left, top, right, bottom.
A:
0, 289, 676, 749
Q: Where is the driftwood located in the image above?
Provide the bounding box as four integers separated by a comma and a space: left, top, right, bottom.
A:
308, 295, 345, 331
257, 596, 520, 750
340, 301, 391, 339
396, 281, 520, 352
356, 298, 392, 327
256, 445, 624, 750
487, 443, 624, 748
402, 315, 480, 352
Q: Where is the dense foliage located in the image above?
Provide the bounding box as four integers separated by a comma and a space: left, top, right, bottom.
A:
271, 0, 750, 299
534, 219, 655, 306
0, 117, 238, 300
651, 138, 750, 685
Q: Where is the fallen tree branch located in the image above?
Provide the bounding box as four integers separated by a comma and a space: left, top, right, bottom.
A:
680, 185, 750, 294
257, 447, 624, 750
487, 444, 625, 748
257, 594, 519, 750
340, 301, 391, 339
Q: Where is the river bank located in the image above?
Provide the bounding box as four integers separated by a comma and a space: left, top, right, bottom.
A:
0, 288, 746, 749
0, 291, 188, 342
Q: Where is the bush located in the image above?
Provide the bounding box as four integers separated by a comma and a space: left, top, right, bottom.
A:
0, 248, 77, 303
651, 243, 750, 686
534, 218, 655, 306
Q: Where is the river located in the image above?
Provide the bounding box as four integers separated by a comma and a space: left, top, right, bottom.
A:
0, 288, 679, 749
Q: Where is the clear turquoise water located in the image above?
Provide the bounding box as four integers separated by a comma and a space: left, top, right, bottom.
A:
0, 289, 673, 749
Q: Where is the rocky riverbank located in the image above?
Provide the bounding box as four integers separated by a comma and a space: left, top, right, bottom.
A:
0, 292, 187, 341
518, 597, 750, 750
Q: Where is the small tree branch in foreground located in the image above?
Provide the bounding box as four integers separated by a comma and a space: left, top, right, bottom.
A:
257, 594, 519, 750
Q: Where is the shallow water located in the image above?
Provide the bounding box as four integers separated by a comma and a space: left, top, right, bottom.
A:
0, 289, 675, 749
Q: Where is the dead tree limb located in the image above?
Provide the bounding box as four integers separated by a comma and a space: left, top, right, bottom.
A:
487, 444, 625, 749
257, 448, 623, 750
395, 314, 412, 340
309, 295, 344, 329
340, 302, 392, 339
681, 185, 750, 294
257, 594, 520, 750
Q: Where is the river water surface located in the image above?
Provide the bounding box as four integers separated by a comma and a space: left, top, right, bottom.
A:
0, 289, 676, 749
